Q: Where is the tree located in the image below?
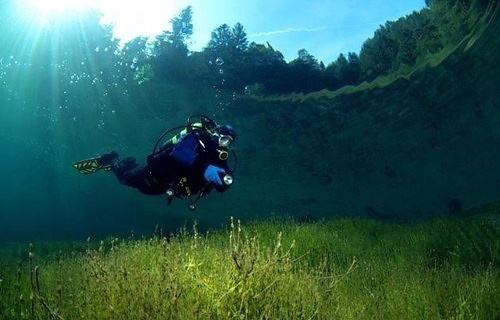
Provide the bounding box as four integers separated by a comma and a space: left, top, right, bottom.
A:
231, 23, 249, 52
207, 24, 233, 51
324, 62, 339, 90
359, 22, 400, 81
324, 53, 360, 89
205, 23, 250, 90
346, 52, 361, 84
334, 53, 349, 81
245, 42, 288, 93
171, 6, 193, 48
207, 22, 248, 57
120, 37, 150, 83
296, 49, 320, 68
152, 6, 194, 83
287, 49, 323, 92
247, 42, 285, 67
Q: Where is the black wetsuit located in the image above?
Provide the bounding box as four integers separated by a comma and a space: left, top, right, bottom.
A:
111, 129, 230, 196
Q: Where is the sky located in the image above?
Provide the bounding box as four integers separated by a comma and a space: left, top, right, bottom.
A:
22, 0, 427, 63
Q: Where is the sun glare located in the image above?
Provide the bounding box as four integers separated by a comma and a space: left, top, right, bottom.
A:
22, 0, 93, 16
21, 0, 185, 43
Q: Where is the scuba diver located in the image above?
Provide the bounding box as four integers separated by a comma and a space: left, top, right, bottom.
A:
73, 115, 237, 210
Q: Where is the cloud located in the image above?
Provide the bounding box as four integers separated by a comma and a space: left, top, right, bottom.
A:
248, 27, 329, 38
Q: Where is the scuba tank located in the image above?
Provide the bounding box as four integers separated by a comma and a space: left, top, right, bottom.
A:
151, 115, 217, 156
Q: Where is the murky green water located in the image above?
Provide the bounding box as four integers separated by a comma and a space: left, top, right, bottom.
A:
0, 0, 498, 241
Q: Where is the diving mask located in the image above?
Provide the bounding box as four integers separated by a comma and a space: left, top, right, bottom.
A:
212, 124, 236, 148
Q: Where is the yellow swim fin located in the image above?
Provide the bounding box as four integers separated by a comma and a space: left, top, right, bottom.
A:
72, 152, 118, 175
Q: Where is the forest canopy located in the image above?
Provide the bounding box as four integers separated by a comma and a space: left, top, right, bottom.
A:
0, 0, 492, 96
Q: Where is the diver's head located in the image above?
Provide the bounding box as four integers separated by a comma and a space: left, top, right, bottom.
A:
212, 124, 236, 148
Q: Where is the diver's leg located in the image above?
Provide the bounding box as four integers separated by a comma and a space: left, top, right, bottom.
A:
111, 158, 163, 195
74, 152, 163, 195
111, 157, 143, 186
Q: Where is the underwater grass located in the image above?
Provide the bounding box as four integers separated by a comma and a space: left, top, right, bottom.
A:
0, 216, 498, 320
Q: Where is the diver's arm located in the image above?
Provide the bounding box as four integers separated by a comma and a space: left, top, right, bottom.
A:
199, 152, 232, 192
171, 132, 232, 191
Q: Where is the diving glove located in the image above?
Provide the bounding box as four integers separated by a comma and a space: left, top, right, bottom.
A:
204, 165, 226, 186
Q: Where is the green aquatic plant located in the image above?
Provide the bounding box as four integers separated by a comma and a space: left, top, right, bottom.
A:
0, 216, 498, 319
